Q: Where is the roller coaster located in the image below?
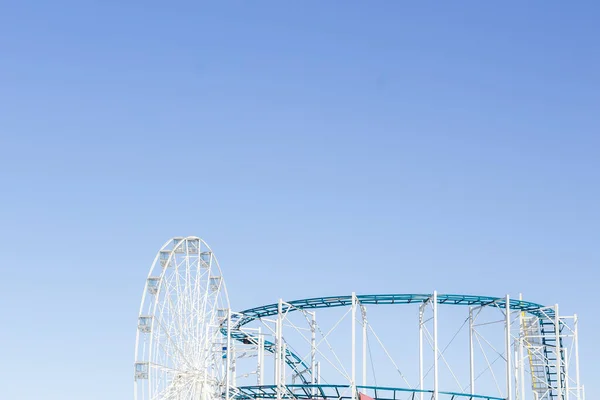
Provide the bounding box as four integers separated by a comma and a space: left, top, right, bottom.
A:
134, 236, 584, 400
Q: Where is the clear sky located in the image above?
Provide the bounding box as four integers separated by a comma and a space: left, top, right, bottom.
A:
1, 1, 599, 399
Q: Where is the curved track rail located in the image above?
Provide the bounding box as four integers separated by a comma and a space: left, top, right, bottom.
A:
235, 384, 504, 400
235, 294, 549, 325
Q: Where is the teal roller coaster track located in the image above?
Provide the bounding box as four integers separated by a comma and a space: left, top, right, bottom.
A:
224, 294, 565, 400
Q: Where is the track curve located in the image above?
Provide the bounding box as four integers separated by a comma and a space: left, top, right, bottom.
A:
225, 293, 554, 396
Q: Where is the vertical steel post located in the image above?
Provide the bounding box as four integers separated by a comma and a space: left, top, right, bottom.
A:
276, 299, 283, 400
514, 338, 520, 400
506, 295, 512, 400
419, 303, 424, 400
469, 307, 475, 396
555, 305, 562, 400
565, 348, 570, 400
282, 343, 287, 385
317, 362, 321, 384
258, 327, 264, 386
574, 315, 581, 400
311, 311, 317, 396
232, 340, 237, 387
519, 294, 526, 400
433, 291, 439, 400
352, 292, 357, 400
275, 312, 279, 388
362, 306, 367, 387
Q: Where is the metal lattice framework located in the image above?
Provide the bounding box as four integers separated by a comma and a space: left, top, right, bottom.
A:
134, 237, 585, 400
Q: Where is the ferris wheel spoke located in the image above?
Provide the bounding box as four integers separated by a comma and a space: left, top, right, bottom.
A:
172, 257, 187, 358
163, 263, 201, 364
153, 324, 194, 370
148, 362, 185, 375
155, 293, 191, 368
161, 376, 201, 400
158, 269, 185, 358
150, 380, 181, 400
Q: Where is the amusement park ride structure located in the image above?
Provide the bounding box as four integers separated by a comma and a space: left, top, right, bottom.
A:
134, 237, 585, 400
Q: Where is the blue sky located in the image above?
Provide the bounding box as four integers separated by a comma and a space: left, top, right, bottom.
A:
1, 1, 599, 399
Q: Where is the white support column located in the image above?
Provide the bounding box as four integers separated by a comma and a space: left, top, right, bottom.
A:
226, 309, 232, 400
514, 338, 520, 400
433, 291, 439, 400
574, 315, 581, 400
555, 305, 562, 400
419, 303, 424, 400
232, 342, 237, 387
351, 292, 357, 400
519, 333, 526, 400
362, 306, 367, 387
274, 314, 279, 388
258, 328, 264, 386
469, 307, 475, 396
276, 299, 283, 400
565, 348, 570, 400
282, 343, 287, 385
506, 295, 512, 400
311, 311, 317, 396
519, 294, 526, 400
317, 362, 321, 384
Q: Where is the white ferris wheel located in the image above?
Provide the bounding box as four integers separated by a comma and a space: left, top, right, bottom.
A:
134, 236, 230, 400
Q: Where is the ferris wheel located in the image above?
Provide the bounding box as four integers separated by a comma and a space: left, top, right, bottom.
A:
134, 236, 230, 400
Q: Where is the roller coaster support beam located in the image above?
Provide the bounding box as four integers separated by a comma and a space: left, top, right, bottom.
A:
555, 304, 562, 400
352, 292, 357, 400
316, 362, 321, 384
276, 299, 283, 400
506, 295, 512, 400
258, 328, 264, 386
575, 314, 581, 400
565, 348, 570, 399
433, 291, 439, 400
419, 303, 427, 400
311, 311, 317, 396
519, 294, 525, 400
361, 304, 367, 387
469, 307, 475, 397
